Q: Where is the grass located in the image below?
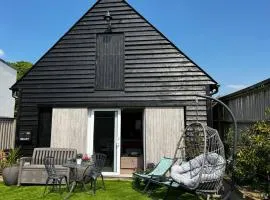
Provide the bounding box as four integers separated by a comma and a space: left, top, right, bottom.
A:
0, 180, 199, 200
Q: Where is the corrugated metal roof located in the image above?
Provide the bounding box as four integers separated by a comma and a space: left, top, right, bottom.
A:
220, 78, 270, 100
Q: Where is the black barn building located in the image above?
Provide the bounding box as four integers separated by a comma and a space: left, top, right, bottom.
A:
11, 0, 218, 175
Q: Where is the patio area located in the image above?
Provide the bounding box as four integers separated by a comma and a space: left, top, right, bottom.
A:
0, 179, 199, 200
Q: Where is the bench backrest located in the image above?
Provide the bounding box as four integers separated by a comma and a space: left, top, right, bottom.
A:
31, 148, 77, 165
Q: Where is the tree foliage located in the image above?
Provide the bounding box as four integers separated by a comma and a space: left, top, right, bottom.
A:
8, 61, 33, 80
8, 61, 33, 117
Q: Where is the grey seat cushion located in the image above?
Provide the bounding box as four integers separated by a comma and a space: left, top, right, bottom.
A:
171, 153, 225, 189
22, 165, 68, 170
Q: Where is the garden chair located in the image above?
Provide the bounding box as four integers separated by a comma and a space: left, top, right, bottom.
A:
43, 156, 69, 196
133, 157, 176, 192
83, 153, 107, 194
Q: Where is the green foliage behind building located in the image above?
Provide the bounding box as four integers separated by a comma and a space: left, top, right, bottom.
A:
8, 61, 33, 80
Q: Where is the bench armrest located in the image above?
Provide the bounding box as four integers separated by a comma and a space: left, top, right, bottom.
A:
20, 157, 32, 165
17, 157, 32, 186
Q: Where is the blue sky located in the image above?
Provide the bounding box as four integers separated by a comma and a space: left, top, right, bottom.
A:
1, 0, 270, 95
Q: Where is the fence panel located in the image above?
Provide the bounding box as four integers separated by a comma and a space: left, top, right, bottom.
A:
0, 118, 16, 150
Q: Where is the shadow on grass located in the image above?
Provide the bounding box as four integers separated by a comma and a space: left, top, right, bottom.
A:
132, 179, 200, 200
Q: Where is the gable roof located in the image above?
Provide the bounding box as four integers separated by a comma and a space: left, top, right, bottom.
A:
11, 0, 217, 90
121, 0, 217, 85
0, 58, 17, 71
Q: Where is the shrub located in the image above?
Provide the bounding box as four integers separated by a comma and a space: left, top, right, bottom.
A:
0, 150, 7, 173
0, 149, 20, 169
234, 120, 270, 191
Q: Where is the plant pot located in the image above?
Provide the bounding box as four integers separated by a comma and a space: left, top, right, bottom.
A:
76, 158, 82, 165
2, 166, 19, 186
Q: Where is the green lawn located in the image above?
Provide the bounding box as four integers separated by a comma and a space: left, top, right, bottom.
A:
0, 180, 199, 200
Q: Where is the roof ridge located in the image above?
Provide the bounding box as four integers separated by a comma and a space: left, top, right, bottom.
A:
0, 58, 17, 71
220, 78, 270, 100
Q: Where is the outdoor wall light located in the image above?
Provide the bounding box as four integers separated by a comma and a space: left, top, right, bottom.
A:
12, 90, 19, 99
104, 11, 112, 31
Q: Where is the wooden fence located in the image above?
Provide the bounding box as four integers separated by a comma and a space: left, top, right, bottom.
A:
0, 118, 16, 150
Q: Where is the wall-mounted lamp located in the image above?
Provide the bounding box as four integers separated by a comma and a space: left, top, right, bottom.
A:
104, 11, 112, 32
12, 90, 19, 99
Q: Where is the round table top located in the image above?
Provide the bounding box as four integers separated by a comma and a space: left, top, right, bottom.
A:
63, 162, 94, 169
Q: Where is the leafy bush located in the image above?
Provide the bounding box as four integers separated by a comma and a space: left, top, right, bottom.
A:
234, 120, 270, 189
0, 150, 7, 171
0, 149, 21, 169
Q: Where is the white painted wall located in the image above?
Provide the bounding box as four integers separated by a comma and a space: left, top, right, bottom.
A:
0, 60, 17, 118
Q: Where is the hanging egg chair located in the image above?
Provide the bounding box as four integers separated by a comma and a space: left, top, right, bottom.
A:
171, 121, 226, 196
163, 94, 237, 200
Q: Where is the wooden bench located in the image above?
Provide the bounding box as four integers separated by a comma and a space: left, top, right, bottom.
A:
17, 148, 77, 186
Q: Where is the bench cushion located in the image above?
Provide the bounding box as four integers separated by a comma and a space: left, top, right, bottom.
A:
22, 165, 68, 170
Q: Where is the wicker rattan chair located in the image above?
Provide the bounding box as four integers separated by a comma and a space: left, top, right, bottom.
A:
161, 122, 226, 199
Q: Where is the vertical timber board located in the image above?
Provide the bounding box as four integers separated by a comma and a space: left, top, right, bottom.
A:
96, 33, 124, 90
144, 108, 184, 166
50, 108, 88, 153
0, 119, 16, 150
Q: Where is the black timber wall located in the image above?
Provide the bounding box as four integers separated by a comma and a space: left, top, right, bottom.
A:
13, 0, 216, 155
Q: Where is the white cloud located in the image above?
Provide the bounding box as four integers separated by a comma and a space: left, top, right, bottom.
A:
0, 49, 4, 58
226, 84, 247, 90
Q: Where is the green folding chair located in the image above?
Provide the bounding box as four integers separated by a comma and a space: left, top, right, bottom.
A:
133, 157, 176, 192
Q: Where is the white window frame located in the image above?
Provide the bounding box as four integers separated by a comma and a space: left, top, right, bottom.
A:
87, 109, 121, 176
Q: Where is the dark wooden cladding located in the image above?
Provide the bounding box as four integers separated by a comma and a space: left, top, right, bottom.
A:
96, 34, 124, 90
12, 0, 217, 155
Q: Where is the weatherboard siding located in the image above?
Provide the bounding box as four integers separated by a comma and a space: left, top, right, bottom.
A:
14, 0, 214, 155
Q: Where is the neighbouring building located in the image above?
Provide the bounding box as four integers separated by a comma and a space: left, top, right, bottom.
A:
0, 59, 17, 150
214, 78, 270, 139
0, 59, 17, 118
11, 0, 218, 176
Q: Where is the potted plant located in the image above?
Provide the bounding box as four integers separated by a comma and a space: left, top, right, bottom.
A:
1, 148, 20, 186
82, 154, 91, 164
76, 153, 83, 165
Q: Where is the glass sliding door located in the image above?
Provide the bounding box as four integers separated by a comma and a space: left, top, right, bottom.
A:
94, 111, 115, 172
87, 109, 121, 175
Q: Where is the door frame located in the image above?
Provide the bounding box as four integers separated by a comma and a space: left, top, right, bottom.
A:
87, 109, 121, 176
